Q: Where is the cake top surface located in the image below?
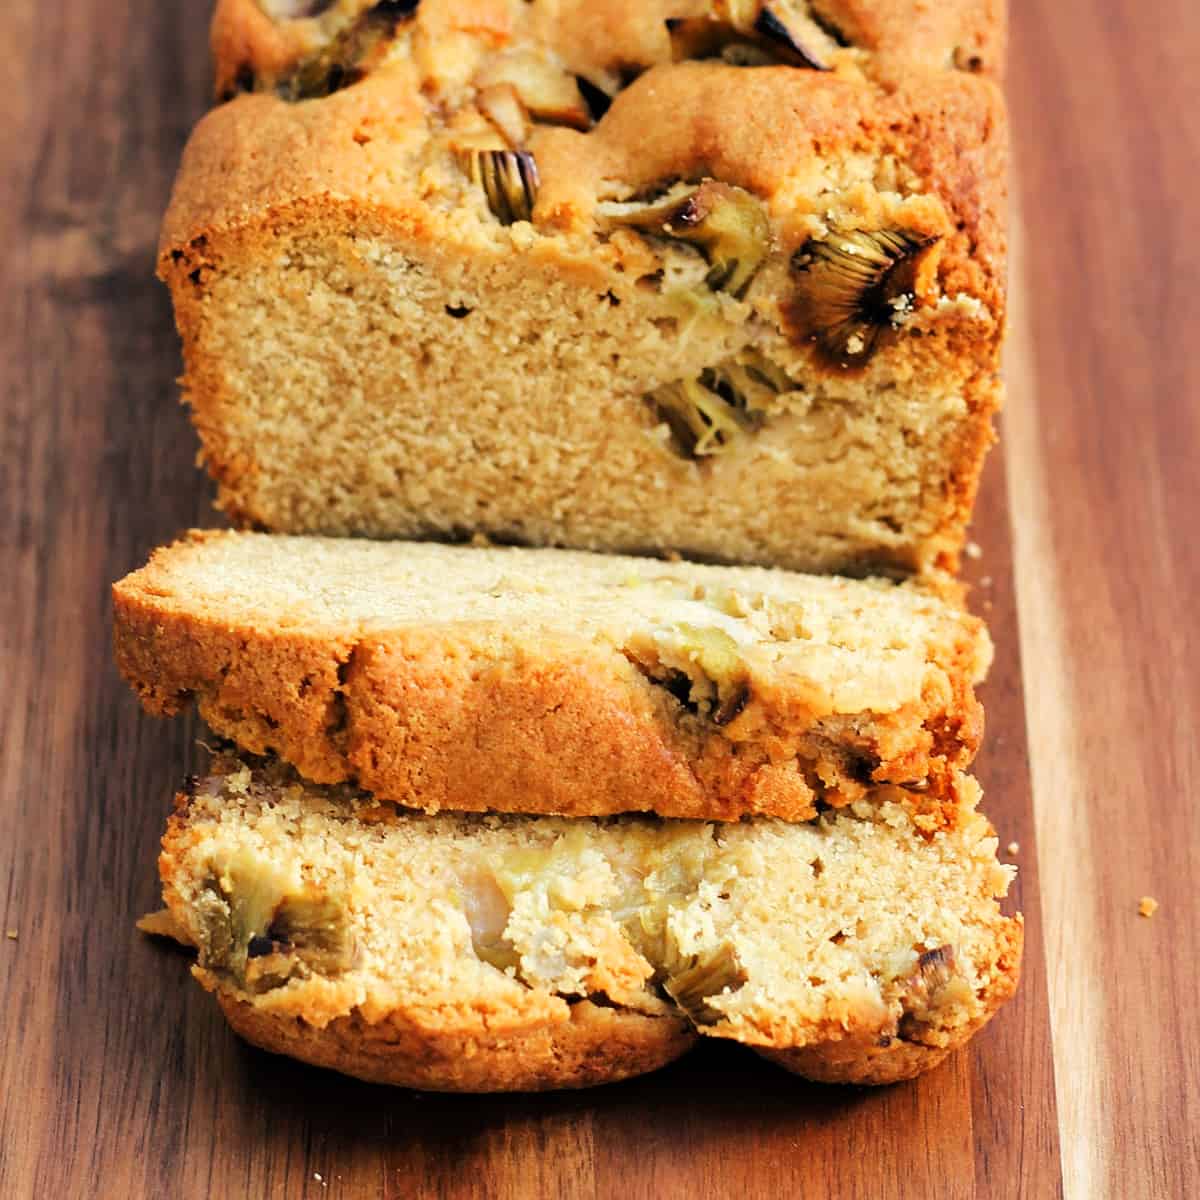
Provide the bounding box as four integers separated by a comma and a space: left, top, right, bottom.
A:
213, 0, 1006, 101
164, 0, 1008, 372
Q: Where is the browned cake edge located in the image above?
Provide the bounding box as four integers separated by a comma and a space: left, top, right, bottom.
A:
217, 993, 697, 1092
111, 535, 989, 824
210, 917, 1021, 1090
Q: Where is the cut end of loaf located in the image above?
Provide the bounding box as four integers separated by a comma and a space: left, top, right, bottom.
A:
156, 753, 1020, 1089
162, 189, 999, 576
161, 28, 1006, 577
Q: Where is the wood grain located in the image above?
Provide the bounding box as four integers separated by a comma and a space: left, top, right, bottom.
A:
1007, 4, 1200, 1196
0, 4, 1067, 1197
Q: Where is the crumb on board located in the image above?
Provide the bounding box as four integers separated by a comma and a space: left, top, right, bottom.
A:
5, 929, 17, 941
1138, 896, 1159, 918
979, 575, 993, 588
1006, 841, 1020, 856
137, 908, 193, 946
965, 541, 983, 559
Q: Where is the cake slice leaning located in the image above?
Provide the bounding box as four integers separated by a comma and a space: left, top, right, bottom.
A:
113, 531, 992, 824
149, 752, 1021, 1091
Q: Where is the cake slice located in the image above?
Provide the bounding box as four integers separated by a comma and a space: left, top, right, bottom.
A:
113, 531, 991, 823
159, 2, 1007, 577
150, 752, 1021, 1090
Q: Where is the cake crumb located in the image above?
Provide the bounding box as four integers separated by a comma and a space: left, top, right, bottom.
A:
5, 929, 17, 941
979, 575, 993, 588
965, 541, 983, 559
1006, 841, 1019, 856
313, 1172, 326, 1187
1138, 896, 1158, 918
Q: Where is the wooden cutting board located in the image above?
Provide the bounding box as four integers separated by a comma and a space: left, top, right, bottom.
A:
0, 4, 1062, 1197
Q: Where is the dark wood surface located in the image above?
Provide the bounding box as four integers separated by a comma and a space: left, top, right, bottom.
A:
1005, 2, 1200, 1196
3, 1, 1189, 1195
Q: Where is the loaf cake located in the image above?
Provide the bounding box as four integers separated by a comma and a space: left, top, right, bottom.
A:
149, 751, 1021, 1090
113, 531, 991, 823
157, 0, 1008, 576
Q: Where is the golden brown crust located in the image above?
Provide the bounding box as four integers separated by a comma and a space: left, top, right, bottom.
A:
808, 0, 1006, 81
112, 532, 990, 823
162, 64, 1007, 335
218, 993, 696, 1091
761, 1030, 955, 1085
